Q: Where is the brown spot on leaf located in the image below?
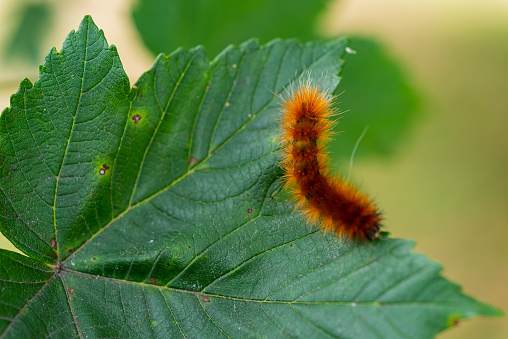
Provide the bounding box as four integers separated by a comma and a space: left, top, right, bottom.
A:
50, 238, 57, 249
132, 114, 142, 124
247, 208, 253, 213
68, 249, 73, 254
203, 296, 210, 302
139, 94, 143, 98
69, 288, 75, 294
99, 164, 110, 176
150, 277, 157, 284
133, 85, 138, 89
188, 157, 197, 165
166, 263, 170, 266
92, 257, 96, 261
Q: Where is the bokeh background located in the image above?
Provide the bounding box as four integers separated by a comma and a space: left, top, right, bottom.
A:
0, 0, 506, 338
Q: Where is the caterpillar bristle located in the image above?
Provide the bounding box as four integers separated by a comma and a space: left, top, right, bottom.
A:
278, 77, 382, 241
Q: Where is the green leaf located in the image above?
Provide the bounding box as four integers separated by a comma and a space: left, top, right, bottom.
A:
132, 0, 330, 58
0, 16, 502, 338
132, 2, 420, 162
330, 37, 421, 161
4, 2, 54, 64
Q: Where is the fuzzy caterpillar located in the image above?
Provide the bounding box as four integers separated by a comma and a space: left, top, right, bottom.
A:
278, 78, 381, 240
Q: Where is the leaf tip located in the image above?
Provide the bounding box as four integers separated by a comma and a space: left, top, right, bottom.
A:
18, 77, 34, 90
80, 14, 96, 28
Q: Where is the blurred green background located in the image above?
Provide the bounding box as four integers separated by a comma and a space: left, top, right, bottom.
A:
0, 0, 506, 338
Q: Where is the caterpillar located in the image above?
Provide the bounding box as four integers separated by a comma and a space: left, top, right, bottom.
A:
278, 78, 382, 241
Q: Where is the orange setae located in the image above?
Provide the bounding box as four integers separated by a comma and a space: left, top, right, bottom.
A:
278, 78, 381, 240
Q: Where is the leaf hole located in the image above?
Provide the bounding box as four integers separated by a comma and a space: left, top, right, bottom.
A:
99, 164, 110, 175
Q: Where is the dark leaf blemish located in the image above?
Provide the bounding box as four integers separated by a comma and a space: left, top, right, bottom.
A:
69, 288, 75, 294
188, 157, 197, 165
50, 238, 57, 249
132, 114, 142, 124
150, 277, 157, 284
203, 296, 210, 302
247, 208, 253, 213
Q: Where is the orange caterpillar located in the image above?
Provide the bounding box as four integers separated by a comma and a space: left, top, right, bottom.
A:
279, 78, 381, 240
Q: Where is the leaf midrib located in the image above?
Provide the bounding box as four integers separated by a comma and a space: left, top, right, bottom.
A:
53, 21, 90, 263
60, 268, 452, 307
